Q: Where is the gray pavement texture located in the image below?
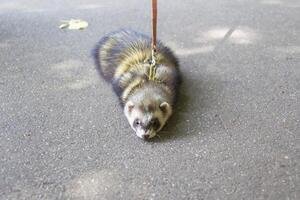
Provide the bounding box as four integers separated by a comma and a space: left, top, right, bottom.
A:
0, 0, 299, 199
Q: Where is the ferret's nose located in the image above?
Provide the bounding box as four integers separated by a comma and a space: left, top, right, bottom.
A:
143, 134, 150, 140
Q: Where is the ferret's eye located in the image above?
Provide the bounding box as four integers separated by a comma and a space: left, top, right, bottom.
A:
133, 119, 141, 127
150, 118, 160, 130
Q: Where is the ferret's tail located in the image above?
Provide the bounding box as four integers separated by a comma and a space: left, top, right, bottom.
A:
92, 35, 114, 82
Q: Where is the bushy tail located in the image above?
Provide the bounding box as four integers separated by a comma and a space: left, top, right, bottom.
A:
92, 35, 113, 82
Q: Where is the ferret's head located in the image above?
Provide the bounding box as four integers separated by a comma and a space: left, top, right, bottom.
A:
124, 99, 172, 140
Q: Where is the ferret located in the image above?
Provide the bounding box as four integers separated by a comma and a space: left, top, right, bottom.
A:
93, 29, 181, 139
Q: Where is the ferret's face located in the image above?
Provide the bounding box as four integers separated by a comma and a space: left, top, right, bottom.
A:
124, 100, 172, 140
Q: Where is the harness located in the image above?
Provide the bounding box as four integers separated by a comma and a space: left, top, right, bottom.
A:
121, 0, 160, 103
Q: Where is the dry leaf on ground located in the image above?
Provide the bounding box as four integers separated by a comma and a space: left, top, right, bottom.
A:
59, 19, 88, 30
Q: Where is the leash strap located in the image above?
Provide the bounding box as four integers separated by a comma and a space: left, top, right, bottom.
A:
151, 0, 157, 53
149, 0, 157, 81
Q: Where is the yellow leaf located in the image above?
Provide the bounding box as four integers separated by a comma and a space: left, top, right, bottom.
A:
59, 19, 88, 30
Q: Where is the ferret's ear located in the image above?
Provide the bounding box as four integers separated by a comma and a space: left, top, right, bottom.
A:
125, 101, 134, 113
159, 102, 172, 116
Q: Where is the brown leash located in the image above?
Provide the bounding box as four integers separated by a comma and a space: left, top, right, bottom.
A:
149, 0, 158, 81
151, 0, 157, 54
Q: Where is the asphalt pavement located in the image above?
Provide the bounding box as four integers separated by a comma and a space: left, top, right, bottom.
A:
0, 0, 299, 199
